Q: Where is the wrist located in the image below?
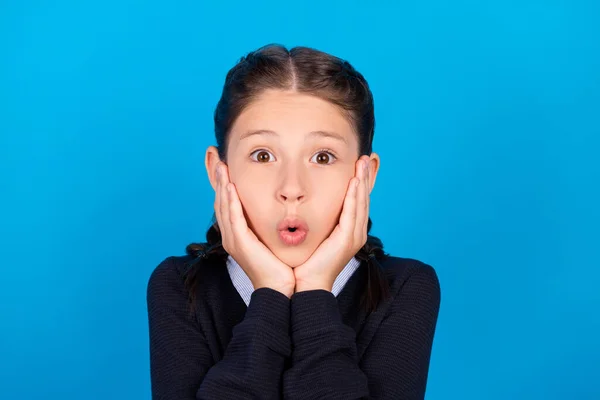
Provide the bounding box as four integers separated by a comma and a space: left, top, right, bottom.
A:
294, 281, 333, 293
294, 269, 333, 293
254, 280, 295, 299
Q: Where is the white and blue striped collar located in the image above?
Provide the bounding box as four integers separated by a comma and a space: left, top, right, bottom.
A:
226, 254, 362, 306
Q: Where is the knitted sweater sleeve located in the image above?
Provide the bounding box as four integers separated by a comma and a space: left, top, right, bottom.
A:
282, 263, 441, 400
146, 257, 291, 400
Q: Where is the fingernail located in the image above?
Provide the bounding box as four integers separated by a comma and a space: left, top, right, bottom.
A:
216, 164, 221, 178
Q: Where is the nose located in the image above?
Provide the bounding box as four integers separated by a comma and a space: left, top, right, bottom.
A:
276, 164, 306, 204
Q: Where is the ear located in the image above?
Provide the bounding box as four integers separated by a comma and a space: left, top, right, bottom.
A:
365, 152, 380, 194
205, 146, 222, 191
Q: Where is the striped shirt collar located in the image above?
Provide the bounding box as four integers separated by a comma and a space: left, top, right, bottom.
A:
226, 254, 362, 306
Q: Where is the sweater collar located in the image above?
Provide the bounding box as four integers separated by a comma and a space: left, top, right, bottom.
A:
226, 254, 362, 306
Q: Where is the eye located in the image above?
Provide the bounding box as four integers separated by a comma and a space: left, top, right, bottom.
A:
250, 149, 276, 163
310, 150, 337, 165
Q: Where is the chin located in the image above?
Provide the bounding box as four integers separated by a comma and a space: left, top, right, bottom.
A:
271, 245, 313, 268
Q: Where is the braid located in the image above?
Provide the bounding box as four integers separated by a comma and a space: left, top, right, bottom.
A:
183, 217, 226, 313
354, 227, 391, 314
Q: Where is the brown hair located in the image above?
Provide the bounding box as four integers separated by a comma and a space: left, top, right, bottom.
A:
184, 43, 390, 313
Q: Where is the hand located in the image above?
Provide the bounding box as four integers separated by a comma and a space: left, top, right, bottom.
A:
214, 161, 296, 298
293, 156, 372, 293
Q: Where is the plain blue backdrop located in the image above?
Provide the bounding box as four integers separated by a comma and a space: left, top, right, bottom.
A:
1, 1, 599, 399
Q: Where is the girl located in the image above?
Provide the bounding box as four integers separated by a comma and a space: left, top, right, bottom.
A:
147, 43, 441, 400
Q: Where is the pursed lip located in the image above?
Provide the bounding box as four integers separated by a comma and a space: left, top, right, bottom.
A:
277, 215, 309, 232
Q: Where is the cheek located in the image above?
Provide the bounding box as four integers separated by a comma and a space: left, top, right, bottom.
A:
318, 181, 347, 207
234, 179, 272, 230
311, 175, 350, 228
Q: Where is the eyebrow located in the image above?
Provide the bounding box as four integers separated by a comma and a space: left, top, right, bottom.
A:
239, 129, 348, 144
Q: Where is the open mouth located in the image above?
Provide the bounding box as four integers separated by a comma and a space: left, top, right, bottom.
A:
277, 216, 309, 246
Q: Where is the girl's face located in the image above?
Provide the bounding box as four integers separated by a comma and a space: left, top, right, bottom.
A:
206, 89, 379, 267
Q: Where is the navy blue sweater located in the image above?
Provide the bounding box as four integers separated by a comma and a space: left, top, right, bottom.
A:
146, 254, 441, 399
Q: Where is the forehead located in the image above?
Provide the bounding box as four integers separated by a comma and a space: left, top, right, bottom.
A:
229, 89, 356, 141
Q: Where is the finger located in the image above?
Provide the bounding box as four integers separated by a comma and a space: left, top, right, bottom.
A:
339, 176, 359, 238
355, 159, 368, 243
218, 163, 232, 244
214, 163, 224, 235
363, 159, 371, 236
342, 157, 364, 234
227, 182, 250, 237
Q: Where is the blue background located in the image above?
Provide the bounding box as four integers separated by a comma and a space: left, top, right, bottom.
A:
1, 1, 599, 399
